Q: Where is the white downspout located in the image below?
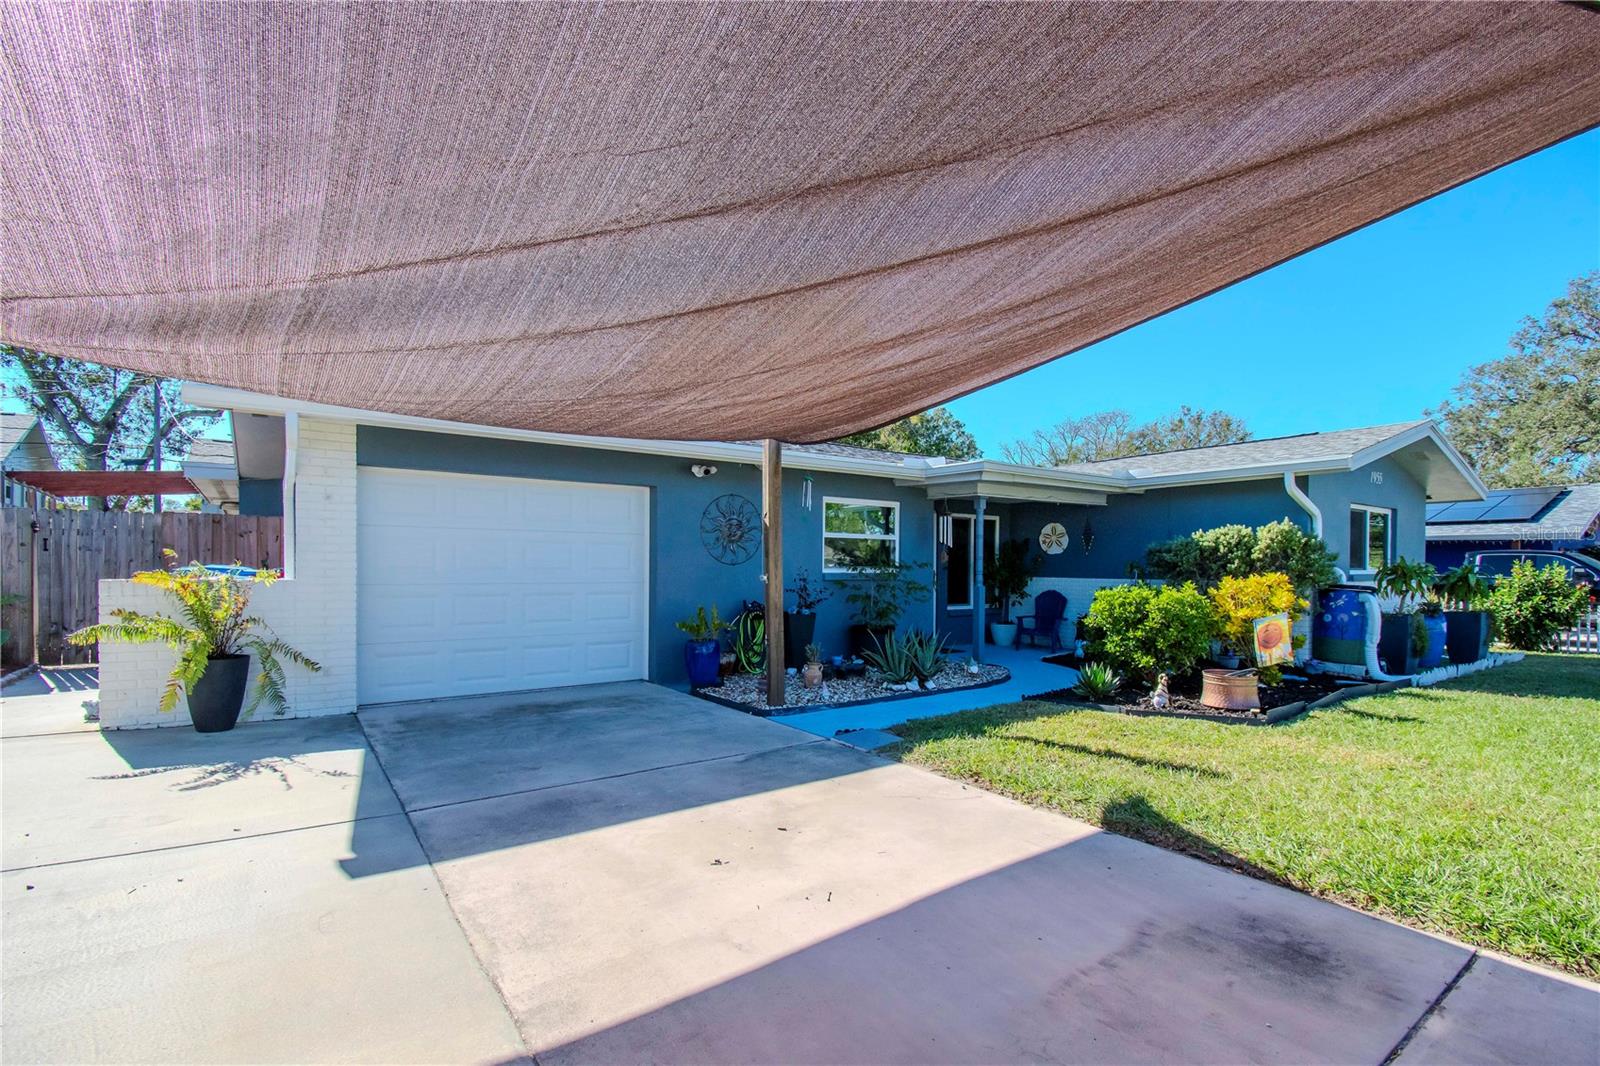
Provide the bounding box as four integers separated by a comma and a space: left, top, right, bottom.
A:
1284, 471, 1320, 538
281, 411, 298, 580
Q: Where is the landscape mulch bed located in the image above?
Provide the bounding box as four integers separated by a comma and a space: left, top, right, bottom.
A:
1028, 663, 1409, 726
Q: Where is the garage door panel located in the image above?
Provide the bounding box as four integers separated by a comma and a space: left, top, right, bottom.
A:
358, 468, 649, 704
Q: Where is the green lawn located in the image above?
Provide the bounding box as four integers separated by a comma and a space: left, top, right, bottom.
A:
890, 653, 1600, 978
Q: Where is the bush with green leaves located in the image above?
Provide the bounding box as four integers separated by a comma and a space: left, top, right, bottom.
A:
1082, 582, 1216, 683
1072, 661, 1123, 701
1142, 519, 1335, 594
1485, 560, 1589, 651
1434, 562, 1491, 608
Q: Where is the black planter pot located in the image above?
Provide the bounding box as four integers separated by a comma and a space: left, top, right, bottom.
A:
189, 654, 250, 733
784, 611, 817, 669
1444, 610, 1491, 665
1378, 614, 1421, 676
848, 623, 895, 658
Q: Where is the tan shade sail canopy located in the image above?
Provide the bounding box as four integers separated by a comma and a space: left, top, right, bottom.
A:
3, 3, 1598, 442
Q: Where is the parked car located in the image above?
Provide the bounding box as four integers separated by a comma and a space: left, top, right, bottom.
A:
1469, 550, 1600, 601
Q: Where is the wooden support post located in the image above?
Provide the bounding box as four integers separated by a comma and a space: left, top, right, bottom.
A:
972, 495, 986, 662
762, 439, 785, 708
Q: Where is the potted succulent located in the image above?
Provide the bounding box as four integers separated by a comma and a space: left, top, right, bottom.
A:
675, 604, 725, 687
801, 643, 824, 689
68, 555, 320, 732
1375, 558, 1439, 675
784, 569, 831, 669
983, 538, 1040, 648
1434, 562, 1492, 664
843, 561, 930, 657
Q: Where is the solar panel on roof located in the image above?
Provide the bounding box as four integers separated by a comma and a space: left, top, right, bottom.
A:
1431, 497, 1500, 523
1428, 488, 1565, 524
1478, 487, 1563, 522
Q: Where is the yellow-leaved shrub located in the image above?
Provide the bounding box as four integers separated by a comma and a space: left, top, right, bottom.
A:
1208, 572, 1307, 683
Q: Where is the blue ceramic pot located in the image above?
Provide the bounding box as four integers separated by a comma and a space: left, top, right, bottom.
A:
684, 639, 722, 687
1419, 612, 1447, 669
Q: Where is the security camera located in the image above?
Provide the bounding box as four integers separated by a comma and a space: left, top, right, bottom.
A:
690, 464, 718, 478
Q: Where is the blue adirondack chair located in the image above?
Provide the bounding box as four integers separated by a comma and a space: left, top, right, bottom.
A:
1015, 590, 1067, 651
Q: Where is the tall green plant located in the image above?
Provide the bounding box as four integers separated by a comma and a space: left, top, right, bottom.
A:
1376, 558, 1438, 613
984, 538, 1041, 622
1434, 563, 1491, 608
844, 561, 930, 628
68, 555, 320, 717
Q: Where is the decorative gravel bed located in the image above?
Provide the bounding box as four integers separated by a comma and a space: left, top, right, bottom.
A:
694, 661, 1011, 715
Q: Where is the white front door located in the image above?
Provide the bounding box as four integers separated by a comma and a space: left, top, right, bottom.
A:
356, 467, 649, 704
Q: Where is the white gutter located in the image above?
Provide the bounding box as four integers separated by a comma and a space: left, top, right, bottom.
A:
1283, 471, 1322, 538
281, 411, 298, 580
183, 383, 937, 480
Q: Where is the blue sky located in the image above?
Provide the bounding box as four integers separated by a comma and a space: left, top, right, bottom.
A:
947, 128, 1600, 457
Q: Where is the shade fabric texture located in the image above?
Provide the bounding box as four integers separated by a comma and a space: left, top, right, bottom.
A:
3, 2, 1598, 441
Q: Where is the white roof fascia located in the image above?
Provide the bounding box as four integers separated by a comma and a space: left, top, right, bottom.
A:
182, 384, 927, 480
1345, 421, 1487, 501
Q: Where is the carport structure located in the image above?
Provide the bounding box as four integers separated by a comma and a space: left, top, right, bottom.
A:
5, 1, 1598, 705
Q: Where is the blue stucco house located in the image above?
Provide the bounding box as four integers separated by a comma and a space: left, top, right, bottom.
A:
179, 388, 1485, 709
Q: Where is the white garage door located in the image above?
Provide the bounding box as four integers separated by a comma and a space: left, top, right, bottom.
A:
357, 467, 649, 704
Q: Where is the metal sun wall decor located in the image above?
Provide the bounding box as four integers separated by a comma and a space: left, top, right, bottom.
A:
1038, 522, 1069, 554
701, 493, 761, 565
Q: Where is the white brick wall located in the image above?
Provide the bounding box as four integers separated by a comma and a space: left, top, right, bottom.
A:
97, 419, 358, 729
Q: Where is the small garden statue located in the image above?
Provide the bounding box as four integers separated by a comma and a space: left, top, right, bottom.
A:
1151, 672, 1171, 709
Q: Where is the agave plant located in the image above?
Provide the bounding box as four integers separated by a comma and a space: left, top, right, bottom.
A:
69, 555, 320, 717
902, 629, 949, 684
1072, 661, 1123, 702
862, 631, 917, 685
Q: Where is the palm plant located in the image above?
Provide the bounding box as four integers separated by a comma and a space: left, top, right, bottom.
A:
69, 556, 320, 717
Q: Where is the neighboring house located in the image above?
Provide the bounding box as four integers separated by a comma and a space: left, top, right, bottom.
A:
1, 412, 59, 505
99, 388, 1486, 729
1426, 483, 1600, 571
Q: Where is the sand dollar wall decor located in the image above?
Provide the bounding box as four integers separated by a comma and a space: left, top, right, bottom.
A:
1039, 522, 1069, 555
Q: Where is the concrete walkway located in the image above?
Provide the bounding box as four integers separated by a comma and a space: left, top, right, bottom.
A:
776, 641, 1075, 738
4, 675, 1596, 1064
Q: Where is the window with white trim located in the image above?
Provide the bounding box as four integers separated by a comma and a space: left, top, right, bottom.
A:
1348, 504, 1392, 573
945, 513, 999, 609
823, 497, 899, 571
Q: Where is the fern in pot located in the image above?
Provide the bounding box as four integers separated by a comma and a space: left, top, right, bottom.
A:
70, 556, 320, 732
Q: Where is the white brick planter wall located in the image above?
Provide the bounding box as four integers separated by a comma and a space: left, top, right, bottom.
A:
96, 419, 358, 729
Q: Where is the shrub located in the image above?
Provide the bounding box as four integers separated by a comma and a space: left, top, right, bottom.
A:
1143, 519, 1335, 594
1252, 519, 1338, 593
1082, 582, 1215, 683
1486, 560, 1588, 650
1072, 661, 1123, 701
675, 605, 725, 641
1209, 572, 1307, 683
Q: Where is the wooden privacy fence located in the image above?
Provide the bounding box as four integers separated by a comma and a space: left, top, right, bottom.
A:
1, 506, 283, 668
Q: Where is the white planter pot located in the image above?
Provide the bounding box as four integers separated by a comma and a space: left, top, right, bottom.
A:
989, 622, 1018, 647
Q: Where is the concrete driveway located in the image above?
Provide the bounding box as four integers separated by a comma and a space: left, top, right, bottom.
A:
4, 673, 1596, 1064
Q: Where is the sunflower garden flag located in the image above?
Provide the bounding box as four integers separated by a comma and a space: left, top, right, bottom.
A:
1253, 613, 1293, 667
